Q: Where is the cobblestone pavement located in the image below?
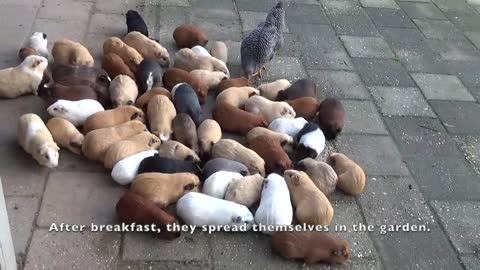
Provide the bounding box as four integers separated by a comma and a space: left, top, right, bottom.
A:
1, 0, 480, 269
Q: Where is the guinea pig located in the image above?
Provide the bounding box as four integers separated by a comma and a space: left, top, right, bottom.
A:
158, 140, 201, 163
171, 83, 203, 126
38, 83, 99, 106
209, 41, 228, 64
248, 135, 292, 175
213, 101, 268, 135
102, 53, 136, 81
18, 47, 38, 61
173, 24, 208, 49
245, 95, 296, 124
255, 173, 293, 234
46, 99, 104, 127
189, 69, 228, 91
224, 174, 264, 207
52, 39, 94, 67
211, 139, 265, 176
137, 154, 201, 175
286, 97, 320, 121
147, 95, 176, 141
46, 117, 84, 155
326, 153, 366, 196
109, 75, 138, 107
268, 117, 308, 137
130, 172, 200, 207
126, 10, 149, 37
124, 31, 170, 67
25, 32, 49, 60
317, 98, 346, 140
135, 87, 171, 112
172, 113, 198, 152
203, 171, 244, 199
295, 122, 326, 161
276, 79, 316, 101
17, 113, 60, 168
284, 170, 333, 225
81, 120, 146, 162
176, 192, 254, 230
259, 79, 291, 101
103, 132, 161, 169
103, 37, 143, 73
162, 68, 208, 104
215, 77, 251, 95
191, 45, 211, 57
111, 150, 157, 185
197, 119, 222, 158
174, 48, 230, 77
201, 158, 249, 181
296, 158, 337, 196
136, 58, 163, 94
271, 231, 350, 264
83, 105, 145, 134
216, 86, 259, 108
246, 127, 294, 153
116, 191, 181, 240
0, 55, 48, 98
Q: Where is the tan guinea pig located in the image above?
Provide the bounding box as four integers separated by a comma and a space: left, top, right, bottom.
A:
147, 95, 176, 141
259, 79, 291, 101
286, 97, 320, 121
174, 48, 229, 77
189, 69, 228, 91
83, 105, 145, 134
209, 41, 228, 64
172, 114, 198, 153
109, 75, 138, 107
244, 95, 296, 124
102, 53, 136, 81
52, 39, 94, 67
284, 170, 333, 226
246, 127, 294, 153
173, 24, 208, 49
158, 140, 201, 163
197, 119, 222, 157
103, 132, 161, 169
135, 87, 171, 112
103, 37, 143, 73
123, 31, 170, 67
326, 153, 366, 196
296, 158, 337, 196
81, 120, 147, 162
46, 117, 84, 155
211, 139, 265, 176
224, 174, 264, 208
215, 77, 251, 95
216, 86, 259, 108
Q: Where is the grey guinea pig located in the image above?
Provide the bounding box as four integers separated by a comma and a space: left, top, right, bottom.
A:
201, 158, 249, 182
171, 83, 203, 126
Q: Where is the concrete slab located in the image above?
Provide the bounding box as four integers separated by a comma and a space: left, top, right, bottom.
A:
190, 17, 242, 42
342, 100, 389, 135
303, 259, 382, 270
465, 31, 480, 49
285, 4, 329, 25
426, 39, 480, 61
5, 196, 40, 256
359, 0, 399, 9
352, 58, 415, 87
310, 70, 371, 100
37, 0, 93, 21
330, 14, 381, 37
365, 7, 416, 28
447, 13, 480, 31
239, 11, 289, 33
453, 135, 480, 175
429, 100, 480, 134
460, 255, 480, 270
320, 0, 365, 16
369, 86, 435, 117
263, 56, 308, 82
32, 18, 89, 46
398, 2, 446, 19
413, 19, 466, 40
411, 73, 475, 101
88, 13, 126, 35
139, 261, 210, 270
340, 36, 395, 58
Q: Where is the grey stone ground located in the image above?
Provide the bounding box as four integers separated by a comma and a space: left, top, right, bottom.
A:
1, 0, 480, 269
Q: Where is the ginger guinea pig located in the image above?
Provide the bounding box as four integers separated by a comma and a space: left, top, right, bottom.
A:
102, 53, 136, 81
124, 31, 170, 67
147, 94, 176, 141
189, 69, 228, 91
246, 127, 294, 153
216, 86, 259, 108
245, 95, 296, 124
287, 97, 320, 121
326, 153, 366, 196
197, 119, 222, 158
162, 68, 208, 104
248, 135, 292, 175
158, 140, 201, 163
52, 39, 94, 67
174, 48, 229, 77
135, 87, 171, 112
173, 24, 208, 49
213, 101, 268, 135
109, 75, 138, 107
103, 37, 143, 73
83, 105, 144, 134
317, 98, 346, 141
130, 172, 200, 207
18, 47, 38, 61
224, 174, 264, 208
46, 117, 84, 155
276, 79, 316, 101
212, 139, 265, 176
259, 79, 291, 101
215, 77, 251, 95
296, 158, 337, 196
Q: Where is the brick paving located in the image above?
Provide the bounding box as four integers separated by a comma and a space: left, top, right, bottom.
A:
1, 0, 480, 269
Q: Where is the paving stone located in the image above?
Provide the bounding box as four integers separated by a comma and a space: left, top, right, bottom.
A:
431, 200, 480, 253
310, 70, 371, 99
38, 0, 93, 21
37, 172, 126, 227
191, 8, 238, 20
340, 36, 395, 58
406, 155, 480, 200
235, 0, 281, 12
117, 263, 139, 270
365, 7, 416, 28
0, 0, 43, 6
443, 61, 480, 88
383, 116, 462, 158
336, 135, 410, 176
359, 0, 399, 9
465, 31, 480, 49
55, 149, 106, 172
139, 261, 210, 270
453, 135, 480, 175
88, 13, 125, 35
150, 0, 191, 7
413, 19, 466, 40
211, 232, 299, 269
342, 100, 389, 135
411, 73, 475, 101
6, 196, 40, 256
433, 0, 478, 14
330, 14, 380, 37
352, 58, 415, 87
429, 100, 480, 134
426, 39, 480, 61
24, 230, 120, 270
369, 86, 436, 117
94, 0, 135, 14
123, 232, 210, 261
263, 56, 308, 82
398, 2, 446, 19
239, 11, 289, 33
448, 13, 480, 30
190, 17, 242, 41
32, 18, 88, 47
320, 0, 366, 15
285, 4, 329, 25
302, 259, 382, 270
84, 32, 116, 66
460, 255, 480, 270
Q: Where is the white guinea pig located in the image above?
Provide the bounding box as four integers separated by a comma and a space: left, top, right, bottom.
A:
191, 45, 211, 57
111, 150, 158, 185
268, 117, 308, 137
47, 99, 104, 127
202, 171, 244, 199
176, 192, 254, 230
255, 173, 293, 235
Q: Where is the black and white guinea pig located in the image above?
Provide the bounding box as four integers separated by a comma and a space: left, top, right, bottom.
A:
295, 122, 325, 161
136, 58, 162, 94
137, 153, 201, 175
201, 158, 249, 181
171, 83, 203, 126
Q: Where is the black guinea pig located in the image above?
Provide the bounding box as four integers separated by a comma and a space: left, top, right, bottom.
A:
126, 10, 149, 37
295, 122, 326, 162
137, 154, 201, 175
201, 158, 249, 182
171, 83, 203, 126
136, 58, 163, 94
276, 79, 316, 101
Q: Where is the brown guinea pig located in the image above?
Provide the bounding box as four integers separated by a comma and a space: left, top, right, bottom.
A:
102, 53, 136, 81
317, 98, 345, 140
116, 191, 181, 240
215, 77, 251, 95
162, 68, 208, 104
213, 101, 268, 135
38, 83, 98, 106
135, 87, 171, 112
173, 24, 208, 49
83, 106, 145, 134
271, 231, 350, 264
18, 47, 38, 61
248, 135, 292, 174
276, 79, 316, 101
287, 97, 320, 121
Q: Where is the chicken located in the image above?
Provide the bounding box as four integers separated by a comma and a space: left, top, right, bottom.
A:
240, 1, 285, 80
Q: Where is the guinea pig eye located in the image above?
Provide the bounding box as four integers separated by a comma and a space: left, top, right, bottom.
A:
184, 155, 194, 161
231, 216, 243, 223
127, 100, 133, 105
280, 140, 288, 146
53, 108, 57, 111
44, 154, 50, 160
184, 183, 195, 190
131, 112, 139, 120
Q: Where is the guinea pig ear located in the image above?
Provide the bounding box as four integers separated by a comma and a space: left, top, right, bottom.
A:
292, 174, 300, 186
183, 183, 195, 190
148, 138, 155, 146
31, 59, 41, 68
231, 216, 242, 223
248, 91, 256, 97
184, 155, 194, 161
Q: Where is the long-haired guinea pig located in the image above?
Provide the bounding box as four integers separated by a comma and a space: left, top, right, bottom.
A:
224, 174, 264, 208
296, 158, 337, 196
0, 55, 48, 98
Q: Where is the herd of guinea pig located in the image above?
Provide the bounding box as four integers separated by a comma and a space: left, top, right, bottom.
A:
3, 9, 368, 265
